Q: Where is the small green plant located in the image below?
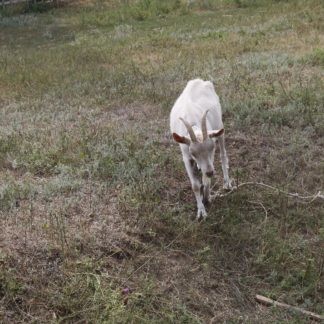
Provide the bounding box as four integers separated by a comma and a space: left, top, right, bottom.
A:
304, 48, 324, 67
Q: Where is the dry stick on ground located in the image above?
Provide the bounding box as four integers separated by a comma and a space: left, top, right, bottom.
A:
255, 294, 324, 322
211, 181, 324, 202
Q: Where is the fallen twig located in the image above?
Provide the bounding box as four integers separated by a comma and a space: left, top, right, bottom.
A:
211, 181, 324, 203
255, 294, 324, 321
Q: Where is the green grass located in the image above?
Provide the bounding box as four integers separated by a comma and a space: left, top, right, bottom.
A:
0, 0, 323, 322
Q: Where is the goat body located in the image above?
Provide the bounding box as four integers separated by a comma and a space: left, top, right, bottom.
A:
170, 79, 231, 220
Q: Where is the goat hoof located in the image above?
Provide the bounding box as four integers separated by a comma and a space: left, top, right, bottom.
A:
223, 181, 233, 190
196, 209, 207, 221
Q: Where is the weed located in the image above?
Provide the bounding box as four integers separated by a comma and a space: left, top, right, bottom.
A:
303, 48, 324, 67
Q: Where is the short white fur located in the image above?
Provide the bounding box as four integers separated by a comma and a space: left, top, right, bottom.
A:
170, 79, 231, 220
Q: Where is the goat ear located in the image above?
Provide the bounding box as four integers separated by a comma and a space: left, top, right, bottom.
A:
208, 128, 224, 138
173, 133, 190, 145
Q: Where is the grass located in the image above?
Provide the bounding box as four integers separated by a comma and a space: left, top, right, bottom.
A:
0, 0, 323, 322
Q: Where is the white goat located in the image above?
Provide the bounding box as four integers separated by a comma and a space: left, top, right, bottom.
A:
170, 79, 231, 220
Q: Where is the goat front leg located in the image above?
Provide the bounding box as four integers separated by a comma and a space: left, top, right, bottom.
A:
183, 158, 207, 220
218, 135, 232, 190
202, 174, 211, 205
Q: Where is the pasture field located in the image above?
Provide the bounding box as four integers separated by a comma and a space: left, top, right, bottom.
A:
0, 0, 323, 322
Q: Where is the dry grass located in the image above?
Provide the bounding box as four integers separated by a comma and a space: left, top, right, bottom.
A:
0, 0, 323, 322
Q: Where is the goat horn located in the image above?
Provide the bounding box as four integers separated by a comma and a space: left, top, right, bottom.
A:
201, 110, 209, 141
179, 117, 197, 142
